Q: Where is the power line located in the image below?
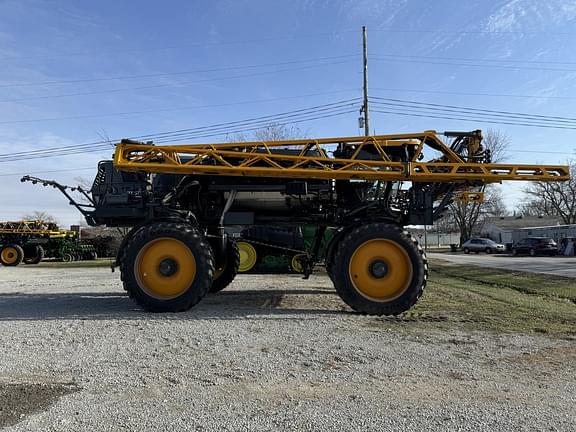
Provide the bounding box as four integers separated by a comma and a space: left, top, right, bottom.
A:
509, 149, 574, 155
152, 110, 357, 144
120, 105, 358, 143
369, 97, 576, 124
5, 141, 573, 180
0, 167, 94, 177
0, 109, 357, 162
4, 51, 574, 91
372, 53, 576, 66
369, 28, 576, 36
0, 31, 359, 61
0, 59, 356, 104
0, 89, 360, 125
119, 99, 361, 142
371, 108, 576, 130
0, 99, 361, 162
371, 56, 576, 73
0, 55, 357, 88
3, 27, 573, 63
2, 100, 359, 160
371, 87, 576, 101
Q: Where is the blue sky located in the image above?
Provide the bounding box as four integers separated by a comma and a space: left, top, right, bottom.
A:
1, 0, 575, 226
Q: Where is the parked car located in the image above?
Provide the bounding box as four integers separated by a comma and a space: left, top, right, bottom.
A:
462, 238, 505, 254
512, 237, 558, 256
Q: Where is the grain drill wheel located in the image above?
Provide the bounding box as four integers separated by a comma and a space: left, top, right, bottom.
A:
237, 241, 258, 273
121, 222, 214, 312
62, 253, 74, 263
291, 254, 305, 274
23, 244, 45, 265
332, 223, 427, 316
210, 239, 240, 293
0, 244, 24, 266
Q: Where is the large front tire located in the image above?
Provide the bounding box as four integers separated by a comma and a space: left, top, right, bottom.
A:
0, 244, 24, 266
210, 239, 240, 293
121, 222, 214, 312
332, 223, 427, 316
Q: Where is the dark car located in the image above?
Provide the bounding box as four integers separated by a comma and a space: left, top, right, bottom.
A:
512, 237, 558, 256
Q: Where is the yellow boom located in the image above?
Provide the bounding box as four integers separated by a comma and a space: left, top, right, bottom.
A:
113, 131, 569, 183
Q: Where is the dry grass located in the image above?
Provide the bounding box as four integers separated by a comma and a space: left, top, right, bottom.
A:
392, 260, 576, 337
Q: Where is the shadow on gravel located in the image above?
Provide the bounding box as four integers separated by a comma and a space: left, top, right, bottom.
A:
0, 289, 346, 321
0, 382, 78, 428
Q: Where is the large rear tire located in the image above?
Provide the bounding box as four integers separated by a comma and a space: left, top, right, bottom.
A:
332, 223, 427, 316
0, 244, 24, 266
121, 222, 214, 312
23, 244, 45, 265
325, 227, 352, 282
210, 239, 240, 293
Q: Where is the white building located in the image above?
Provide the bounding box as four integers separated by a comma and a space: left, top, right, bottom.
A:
482, 216, 576, 247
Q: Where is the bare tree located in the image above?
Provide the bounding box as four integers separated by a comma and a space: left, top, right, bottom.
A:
450, 187, 506, 244
482, 128, 510, 163
447, 129, 510, 244
73, 176, 93, 190
229, 123, 305, 143
22, 210, 58, 224
521, 159, 576, 224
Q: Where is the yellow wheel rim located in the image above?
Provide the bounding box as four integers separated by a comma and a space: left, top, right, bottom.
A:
1, 247, 19, 265
291, 254, 305, 273
134, 238, 196, 299
237, 242, 257, 273
349, 239, 413, 301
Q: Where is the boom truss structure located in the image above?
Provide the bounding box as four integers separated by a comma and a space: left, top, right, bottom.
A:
0, 220, 73, 239
113, 131, 569, 183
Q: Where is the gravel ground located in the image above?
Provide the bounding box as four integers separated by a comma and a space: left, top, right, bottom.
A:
0, 265, 574, 431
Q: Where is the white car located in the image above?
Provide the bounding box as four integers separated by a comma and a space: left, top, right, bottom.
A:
462, 238, 505, 254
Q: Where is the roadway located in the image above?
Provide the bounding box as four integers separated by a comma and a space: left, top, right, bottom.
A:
427, 252, 576, 278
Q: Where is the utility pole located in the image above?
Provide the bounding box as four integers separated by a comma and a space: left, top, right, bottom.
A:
362, 26, 370, 136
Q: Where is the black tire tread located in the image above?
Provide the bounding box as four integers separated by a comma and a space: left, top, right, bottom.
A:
332, 223, 427, 316
210, 239, 240, 293
23, 244, 45, 265
0, 244, 24, 266
121, 222, 214, 312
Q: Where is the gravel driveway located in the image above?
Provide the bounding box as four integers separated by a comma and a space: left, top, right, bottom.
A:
0, 265, 574, 431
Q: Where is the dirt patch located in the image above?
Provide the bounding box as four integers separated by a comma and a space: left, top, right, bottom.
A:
504, 345, 576, 369
0, 382, 78, 428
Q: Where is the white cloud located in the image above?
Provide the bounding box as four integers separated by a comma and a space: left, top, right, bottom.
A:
336, 0, 409, 25
485, 0, 576, 32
